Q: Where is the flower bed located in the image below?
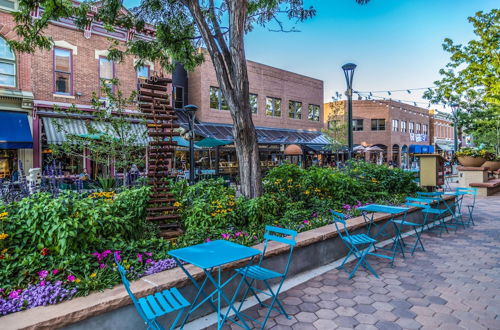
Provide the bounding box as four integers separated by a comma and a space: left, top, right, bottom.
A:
0, 162, 421, 316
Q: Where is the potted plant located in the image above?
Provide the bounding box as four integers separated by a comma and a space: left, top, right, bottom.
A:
483, 153, 500, 171
455, 148, 488, 167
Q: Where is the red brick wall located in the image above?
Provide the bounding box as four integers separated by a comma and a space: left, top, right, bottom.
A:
31, 23, 170, 107
0, 12, 32, 92
188, 52, 324, 131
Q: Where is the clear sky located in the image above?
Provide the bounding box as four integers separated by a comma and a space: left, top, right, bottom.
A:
243, 0, 498, 108
123, 0, 498, 109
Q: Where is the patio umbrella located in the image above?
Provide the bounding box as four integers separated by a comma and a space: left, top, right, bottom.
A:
195, 137, 233, 148
353, 145, 366, 152
366, 146, 384, 152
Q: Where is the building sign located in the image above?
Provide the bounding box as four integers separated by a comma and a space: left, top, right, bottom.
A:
411, 133, 427, 142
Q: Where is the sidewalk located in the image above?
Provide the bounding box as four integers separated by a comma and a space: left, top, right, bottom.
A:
209, 193, 500, 329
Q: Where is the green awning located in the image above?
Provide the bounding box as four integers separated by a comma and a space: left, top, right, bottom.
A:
195, 137, 233, 148
42, 117, 149, 146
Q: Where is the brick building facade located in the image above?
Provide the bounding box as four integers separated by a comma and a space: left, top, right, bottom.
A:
0, 8, 34, 178
429, 109, 455, 152
188, 51, 324, 131
324, 100, 431, 166
1, 3, 326, 177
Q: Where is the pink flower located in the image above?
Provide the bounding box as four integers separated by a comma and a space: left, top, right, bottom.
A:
9, 290, 21, 299
145, 259, 153, 264
102, 250, 112, 256
52, 269, 59, 275
235, 231, 242, 237
137, 253, 143, 262
40, 281, 46, 287
38, 270, 49, 278
91, 252, 103, 261
145, 252, 152, 257
221, 233, 231, 239
99, 264, 106, 269
114, 251, 121, 261
67, 275, 76, 282
205, 238, 212, 242
303, 220, 310, 225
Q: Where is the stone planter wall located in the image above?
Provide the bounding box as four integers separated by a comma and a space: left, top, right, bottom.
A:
1, 196, 455, 330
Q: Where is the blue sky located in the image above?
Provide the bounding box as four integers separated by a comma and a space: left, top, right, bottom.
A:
243, 0, 498, 107
124, 0, 497, 109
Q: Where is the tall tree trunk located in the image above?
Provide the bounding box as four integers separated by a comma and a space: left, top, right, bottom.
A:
187, 0, 263, 197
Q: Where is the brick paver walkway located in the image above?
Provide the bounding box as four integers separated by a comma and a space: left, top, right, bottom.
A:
213, 194, 500, 330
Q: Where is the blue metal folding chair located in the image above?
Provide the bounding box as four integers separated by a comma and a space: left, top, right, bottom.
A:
114, 255, 190, 330
393, 197, 432, 255
234, 226, 297, 330
416, 191, 457, 234
330, 210, 392, 279
456, 187, 477, 226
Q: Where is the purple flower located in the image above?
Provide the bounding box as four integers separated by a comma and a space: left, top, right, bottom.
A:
311, 212, 318, 218
221, 233, 231, 239
145, 259, 153, 264
114, 251, 121, 261
137, 253, 143, 262
67, 275, 76, 282
235, 231, 242, 237
8, 290, 21, 299
141, 258, 177, 276
303, 220, 310, 224
99, 264, 106, 269
205, 238, 212, 242
145, 252, 152, 257
38, 270, 49, 279
40, 281, 46, 287
342, 204, 351, 211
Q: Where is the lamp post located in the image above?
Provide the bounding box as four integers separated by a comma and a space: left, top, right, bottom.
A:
450, 103, 460, 154
183, 104, 198, 185
342, 63, 357, 160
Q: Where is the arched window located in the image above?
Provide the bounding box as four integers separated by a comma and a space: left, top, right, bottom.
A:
0, 37, 16, 87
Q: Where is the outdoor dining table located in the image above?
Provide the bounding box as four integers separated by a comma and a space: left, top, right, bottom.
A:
169, 240, 261, 329
358, 204, 409, 265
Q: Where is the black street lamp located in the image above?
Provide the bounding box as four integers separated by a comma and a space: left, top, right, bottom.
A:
450, 103, 460, 154
183, 104, 198, 185
342, 63, 357, 160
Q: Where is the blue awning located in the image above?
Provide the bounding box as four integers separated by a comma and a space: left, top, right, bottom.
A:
409, 145, 434, 154
0, 111, 33, 149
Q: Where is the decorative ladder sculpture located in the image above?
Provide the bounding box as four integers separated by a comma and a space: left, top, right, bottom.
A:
138, 74, 182, 238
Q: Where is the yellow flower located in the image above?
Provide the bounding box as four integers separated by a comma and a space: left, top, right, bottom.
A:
173, 202, 182, 207
211, 213, 217, 217
125, 264, 131, 270
0, 212, 8, 218
90, 273, 97, 278
304, 190, 310, 195
0, 233, 8, 240
1, 248, 7, 253
75, 278, 81, 283
287, 179, 293, 183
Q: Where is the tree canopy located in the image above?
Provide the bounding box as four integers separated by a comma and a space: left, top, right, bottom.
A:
424, 9, 499, 154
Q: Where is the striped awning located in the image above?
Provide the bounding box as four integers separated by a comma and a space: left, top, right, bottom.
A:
42, 117, 149, 146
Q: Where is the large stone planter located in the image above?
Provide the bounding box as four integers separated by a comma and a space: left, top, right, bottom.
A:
457, 156, 485, 167
482, 160, 500, 171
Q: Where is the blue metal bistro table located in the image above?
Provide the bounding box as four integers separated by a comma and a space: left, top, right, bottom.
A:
358, 204, 409, 265
169, 240, 261, 329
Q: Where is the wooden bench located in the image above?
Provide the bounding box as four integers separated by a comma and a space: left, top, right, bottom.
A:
469, 179, 500, 196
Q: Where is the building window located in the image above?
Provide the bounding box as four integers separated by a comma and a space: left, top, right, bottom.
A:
401, 120, 407, 133
266, 97, 281, 117
288, 101, 302, 119
353, 119, 364, 131
392, 119, 399, 132
409, 122, 414, 134
209, 86, 229, 111
416, 123, 421, 134
137, 65, 149, 80
173, 86, 184, 109
0, 0, 16, 10
371, 119, 386, 131
423, 124, 428, 135
249, 93, 258, 114
99, 56, 114, 94
308, 104, 320, 121
54, 48, 72, 94
0, 37, 16, 87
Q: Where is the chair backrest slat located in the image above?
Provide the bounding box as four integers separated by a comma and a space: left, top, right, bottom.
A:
330, 210, 349, 239
405, 197, 431, 209
261, 225, 297, 277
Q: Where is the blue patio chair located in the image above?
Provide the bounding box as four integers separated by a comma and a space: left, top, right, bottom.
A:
416, 192, 455, 234
393, 197, 432, 255
456, 187, 477, 226
330, 210, 392, 279
114, 255, 190, 330
234, 226, 297, 330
